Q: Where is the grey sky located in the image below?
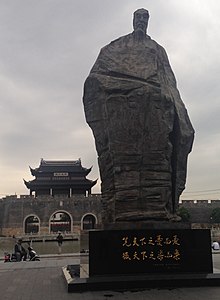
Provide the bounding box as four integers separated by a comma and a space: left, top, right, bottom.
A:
0, 0, 220, 200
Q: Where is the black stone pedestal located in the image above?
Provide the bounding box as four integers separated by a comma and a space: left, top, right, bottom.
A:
89, 228, 212, 276
63, 228, 220, 292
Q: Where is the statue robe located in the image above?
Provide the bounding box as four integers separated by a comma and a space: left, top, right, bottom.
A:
83, 32, 194, 223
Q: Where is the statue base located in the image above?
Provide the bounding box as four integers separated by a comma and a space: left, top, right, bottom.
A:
63, 227, 218, 292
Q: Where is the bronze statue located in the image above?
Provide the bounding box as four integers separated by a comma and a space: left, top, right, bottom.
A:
83, 9, 194, 224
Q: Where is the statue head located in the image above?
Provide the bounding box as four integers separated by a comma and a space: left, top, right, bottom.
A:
133, 8, 149, 37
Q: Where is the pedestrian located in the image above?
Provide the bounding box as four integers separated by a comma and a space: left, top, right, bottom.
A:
56, 232, 63, 254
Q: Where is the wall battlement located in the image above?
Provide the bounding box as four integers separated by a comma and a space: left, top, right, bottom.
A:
181, 200, 220, 205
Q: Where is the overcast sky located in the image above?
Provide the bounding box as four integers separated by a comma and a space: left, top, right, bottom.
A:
0, 0, 220, 200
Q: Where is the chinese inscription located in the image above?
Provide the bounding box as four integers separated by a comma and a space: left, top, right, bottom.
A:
89, 229, 213, 276
122, 234, 181, 263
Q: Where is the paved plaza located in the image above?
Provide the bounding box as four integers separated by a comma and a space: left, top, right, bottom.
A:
0, 254, 220, 300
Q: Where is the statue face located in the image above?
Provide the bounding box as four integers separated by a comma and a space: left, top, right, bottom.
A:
133, 9, 149, 34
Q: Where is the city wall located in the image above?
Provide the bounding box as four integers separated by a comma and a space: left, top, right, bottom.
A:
0, 194, 102, 236
180, 200, 220, 224
1, 195, 220, 237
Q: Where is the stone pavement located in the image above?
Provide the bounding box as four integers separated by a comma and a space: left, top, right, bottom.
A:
1, 254, 220, 300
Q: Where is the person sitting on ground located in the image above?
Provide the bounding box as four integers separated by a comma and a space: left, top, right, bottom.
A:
14, 239, 27, 261
212, 240, 220, 250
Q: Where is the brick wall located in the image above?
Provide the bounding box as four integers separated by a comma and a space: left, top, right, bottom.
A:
1, 196, 220, 236
0, 194, 102, 236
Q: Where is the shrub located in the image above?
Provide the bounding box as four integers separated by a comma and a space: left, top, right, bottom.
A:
177, 207, 190, 222
210, 208, 220, 223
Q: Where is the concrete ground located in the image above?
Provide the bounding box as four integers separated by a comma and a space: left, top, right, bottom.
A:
1, 254, 220, 300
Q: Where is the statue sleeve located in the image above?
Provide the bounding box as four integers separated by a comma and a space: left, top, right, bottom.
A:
157, 43, 194, 204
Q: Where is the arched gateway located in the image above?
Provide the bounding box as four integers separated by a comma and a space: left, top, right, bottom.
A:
49, 211, 72, 233
24, 215, 40, 234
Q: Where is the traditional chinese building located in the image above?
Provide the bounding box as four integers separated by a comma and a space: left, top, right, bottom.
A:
24, 158, 97, 197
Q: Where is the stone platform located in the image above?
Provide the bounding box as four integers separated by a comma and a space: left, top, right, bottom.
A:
63, 263, 220, 292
